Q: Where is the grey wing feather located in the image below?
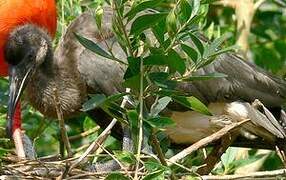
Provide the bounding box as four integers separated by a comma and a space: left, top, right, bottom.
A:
56, 8, 127, 96
188, 53, 286, 107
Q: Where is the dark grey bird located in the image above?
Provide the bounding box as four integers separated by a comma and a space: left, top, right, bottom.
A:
5, 8, 286, 159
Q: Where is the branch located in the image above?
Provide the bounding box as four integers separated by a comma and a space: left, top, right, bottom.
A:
197, 132, 238, 175
168, 119, 249, 165
67, 88, 131, 173
53, 88, 73, 158
201, 168, 286, 179
254, 0, 266, 10
68, 127, 100, 141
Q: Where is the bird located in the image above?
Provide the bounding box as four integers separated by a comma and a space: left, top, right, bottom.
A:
0, 0, 57, 159
4, 6, 286, 160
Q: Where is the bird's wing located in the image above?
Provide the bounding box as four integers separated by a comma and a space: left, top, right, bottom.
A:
59, 8, 286, 108
57, 8, 286, 143
55, 8, 127, 96
186, 53, 286, 107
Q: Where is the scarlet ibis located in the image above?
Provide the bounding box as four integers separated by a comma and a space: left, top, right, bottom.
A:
4, 6, 286, 160
0, 0, 56, 158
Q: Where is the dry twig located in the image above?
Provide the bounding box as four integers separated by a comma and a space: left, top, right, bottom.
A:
201, 168, 286, 179
68, 88, 131, 173
197, 132, 238, 175
53, 88, 73, 158
68, 126, 100, 141
168, 119, 249, 165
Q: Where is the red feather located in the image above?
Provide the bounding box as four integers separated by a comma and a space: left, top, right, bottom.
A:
0, 0, 57, 76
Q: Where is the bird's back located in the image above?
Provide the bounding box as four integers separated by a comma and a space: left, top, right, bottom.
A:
0, 0, 57, 76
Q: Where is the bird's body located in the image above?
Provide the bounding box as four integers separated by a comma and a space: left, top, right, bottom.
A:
4, 7, 286, 159
22, 9, 286, 145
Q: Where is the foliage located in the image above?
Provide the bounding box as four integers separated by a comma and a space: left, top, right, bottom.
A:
0, 0, 285, 179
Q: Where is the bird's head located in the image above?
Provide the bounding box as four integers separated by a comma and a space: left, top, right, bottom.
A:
4, 24, 53, 138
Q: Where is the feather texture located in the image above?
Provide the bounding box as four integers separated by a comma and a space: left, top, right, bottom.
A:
0, 0, 57, 76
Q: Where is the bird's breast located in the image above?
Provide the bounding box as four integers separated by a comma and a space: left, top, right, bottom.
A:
26, 72, 87, 119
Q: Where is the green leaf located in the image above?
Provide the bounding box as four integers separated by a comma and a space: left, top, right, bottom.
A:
130, 13, 167, 36
81, 94, 106, 111
125, 0, 165, 21
221, 147, 238, 168
106, 93, 129, 103
155, 89, 184, 97
102, 102, 128, 124
148, 72, 177, 89
146, 117, 176, 129
144, 52, 186, 75
143, 169, 165, 180
189, 33, 204, 56
123, 74, 147, 91
128, 110, 139, 151
205, 33, 232, 58
144, 159, 169, 172
172, 96, 212, 115
144, 54, 167, 66
105, 173, 130, 180
0, 147, 9, 157
181, 43, 198, 63
124, 57, 141, 79
0, 78, 8, 106
168, 50, 186, 75
114, 150, 136, 165
74, 33, 114, 60
94, 7, 103, 29
181, 73, 227, 81
166, 9, 177, 35
180, 0, 192, 21
191, 0, 200, 17
207, 45, 237, 58
152, 21, 166, 45
83, 116, 97, 131
150, 97, 172, 117
201, 0, 219, 4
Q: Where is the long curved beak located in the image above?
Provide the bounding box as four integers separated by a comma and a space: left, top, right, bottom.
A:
7, 64, 34, 138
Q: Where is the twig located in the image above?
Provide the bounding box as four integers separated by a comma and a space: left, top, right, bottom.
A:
53, 88, 73, 158
198, 132, 238, 175
275, 146, 286, 167
165, 159, 201, 176
67, 171, 147, 179
95, 142, 132, 179
68, 88, 131, 173
74, 144, 90, 154
168, 119, 249, 165
150, 132, 177, 180
201, 168, 286, 179
68, 127, 100, 141
254, 0, 266, 10
134, 58, 144, 180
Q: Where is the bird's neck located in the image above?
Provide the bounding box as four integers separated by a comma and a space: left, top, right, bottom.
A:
27, 49, 87, 120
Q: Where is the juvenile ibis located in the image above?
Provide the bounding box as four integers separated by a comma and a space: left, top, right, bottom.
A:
5, 6, 286, 159
0, 0, 57, 158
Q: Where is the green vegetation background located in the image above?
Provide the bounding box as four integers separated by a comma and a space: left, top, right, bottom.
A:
0, 0, 285, 176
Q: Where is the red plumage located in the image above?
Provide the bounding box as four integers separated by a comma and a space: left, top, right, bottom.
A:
0, 0, 57, 135
0, 0, 57, 76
